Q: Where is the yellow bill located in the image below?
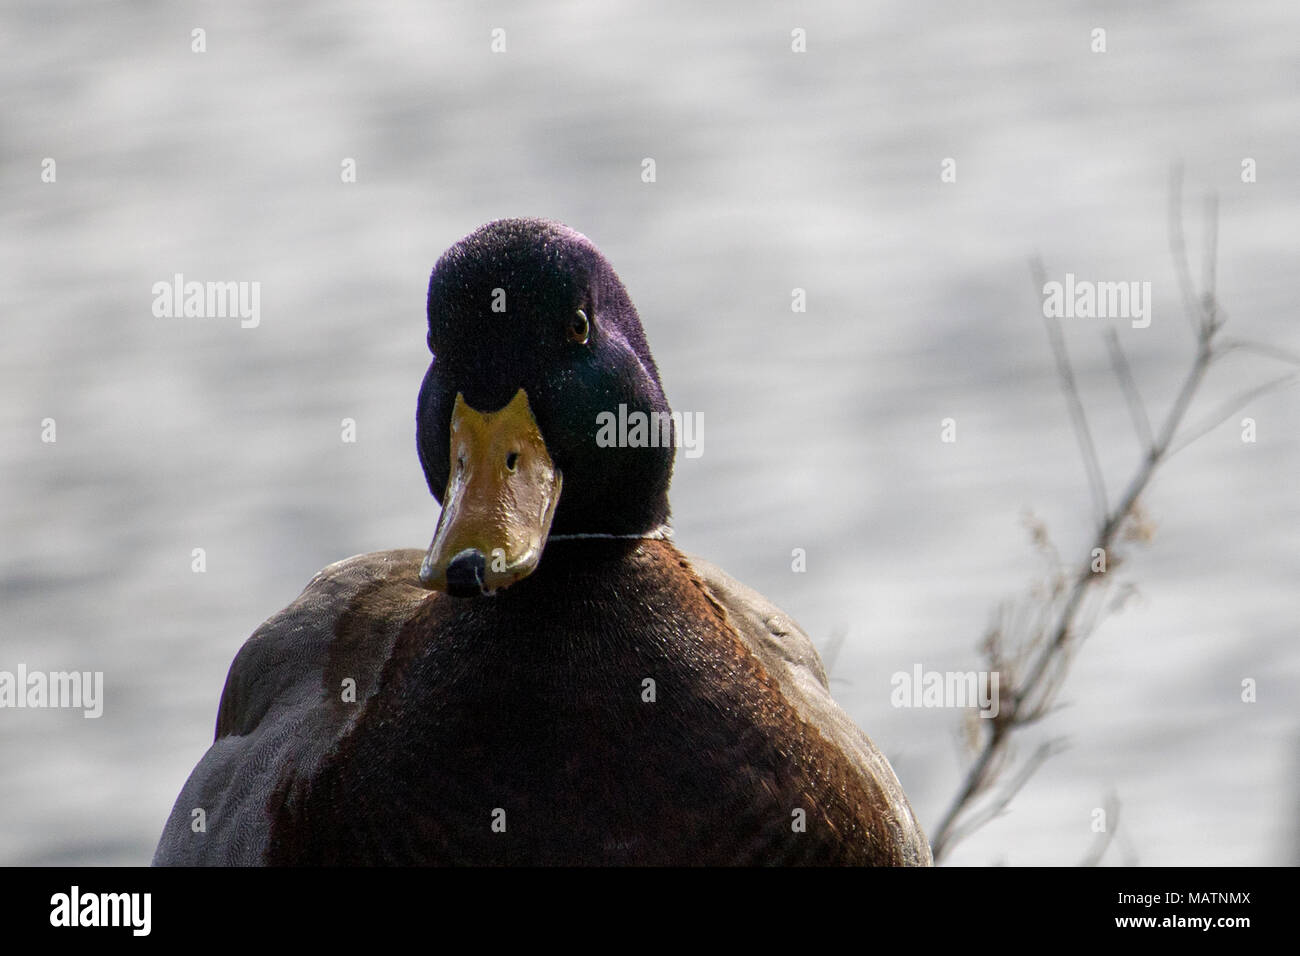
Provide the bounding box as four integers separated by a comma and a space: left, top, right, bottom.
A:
418, 388, 563, 596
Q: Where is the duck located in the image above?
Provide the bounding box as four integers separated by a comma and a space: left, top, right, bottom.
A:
152, 218, 933, 866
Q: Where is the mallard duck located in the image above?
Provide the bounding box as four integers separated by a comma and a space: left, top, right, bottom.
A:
153, 218, 932, 866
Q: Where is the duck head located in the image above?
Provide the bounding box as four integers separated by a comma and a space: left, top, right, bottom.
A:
416, 218, 675, 597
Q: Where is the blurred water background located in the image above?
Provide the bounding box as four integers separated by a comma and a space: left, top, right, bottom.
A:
2, 0, 1297, 865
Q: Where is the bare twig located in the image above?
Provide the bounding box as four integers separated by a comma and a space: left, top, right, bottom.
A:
1218, 337, 1300, 367
1166, 371, 1300, 458
940, 740, 1066, 852
1079, 792, 1121, 867
1034, 257, 1110, 525
1203, 192, 1220, 332
820, 626, 850, 685
1105, 328, 1154, 451
1168, 163, 1204, 336
930, 174, 1297, 863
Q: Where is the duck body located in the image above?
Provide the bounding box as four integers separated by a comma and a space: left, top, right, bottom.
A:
153, 218, 931, 865
154, 539, 929, 865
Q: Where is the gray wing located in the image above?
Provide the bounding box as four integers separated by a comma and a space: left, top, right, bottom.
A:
681, 552, 934, 866
151, 549, 428, 865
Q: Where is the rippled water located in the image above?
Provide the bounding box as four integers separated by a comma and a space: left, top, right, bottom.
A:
2, 1, 1297, 865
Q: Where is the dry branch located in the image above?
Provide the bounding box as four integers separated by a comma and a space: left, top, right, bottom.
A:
930, 172, 1295, 863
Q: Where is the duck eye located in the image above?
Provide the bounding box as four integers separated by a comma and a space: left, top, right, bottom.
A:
568, 309, 590, 345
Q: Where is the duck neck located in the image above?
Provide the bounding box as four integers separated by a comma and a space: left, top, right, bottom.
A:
547, 523, 673, 543
496, 534, 668, 606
